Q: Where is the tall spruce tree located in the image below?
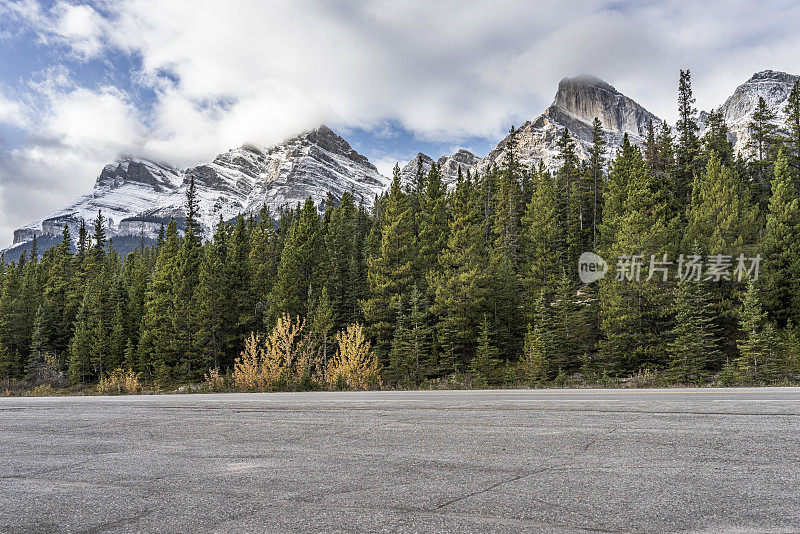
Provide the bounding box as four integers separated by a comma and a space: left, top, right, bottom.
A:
432, 173, 488, 374
363, 167, 415, 367
667, 275, 720, 383
684, 153, 758, 254
760, 149, 800, 327
736, 281, 781, 383
785, 80, 800, 181
588, 117, 607, 249
676, 69, 700, 203
748, 96, 780, 194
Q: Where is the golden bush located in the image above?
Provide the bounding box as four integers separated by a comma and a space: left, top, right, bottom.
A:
232, 315, 316, 391
233, 333, 265, 391
329, 323, 382, 390
97, 368, 141, 395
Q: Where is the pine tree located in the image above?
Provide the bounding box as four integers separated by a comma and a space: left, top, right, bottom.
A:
363, 167, 416, 367
555, 128, 582, 264
736, 281, 780, 383
404, 285, 430, 383
785, 80, 800, 180
309, 286, 335, 377
196, 218, 229, 369
598, 141, 673, 374
271, 198, 324, 322
226, 215, 256, 350
549, 270, 584, 373
676, 69, 700, 202
702, 108, 734, 165
91, 210, 106, 261
521, 291, 551, 384
667, 275, 720, 383
471, 314, 499, 387
68, 291, 93, 383
760, 149, 800, 327
250, 205, 279, 320
140, 218, 180, 379
325, 192, 360, 329
388, 300, 413, 386
684, 153, 758, 254
748, 96, 780, 193
521, 164, 562, 298
432, 174, 488, 374
588, 118, 607, 249
488, 144, 524, 360
173, 175, 203, 378
417, 165, 449, 294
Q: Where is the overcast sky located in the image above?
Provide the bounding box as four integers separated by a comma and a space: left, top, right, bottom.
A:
1, 0, 800, 248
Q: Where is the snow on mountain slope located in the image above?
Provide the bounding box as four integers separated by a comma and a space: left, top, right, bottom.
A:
707, 70, 799, 155
13, 159, 183, 244
10, 125, 388, 248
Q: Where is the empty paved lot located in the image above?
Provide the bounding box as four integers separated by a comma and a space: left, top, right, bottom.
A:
1, 388, 800, 533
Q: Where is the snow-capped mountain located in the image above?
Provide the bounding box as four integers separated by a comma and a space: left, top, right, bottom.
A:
10, 125, 388, 250
7, 70, 799, 260
474, 75, 665, 175
703, 70, 799, 155
398, 149, 480, 186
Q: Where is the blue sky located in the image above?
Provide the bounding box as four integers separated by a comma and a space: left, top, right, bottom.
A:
2, 0, 800, 247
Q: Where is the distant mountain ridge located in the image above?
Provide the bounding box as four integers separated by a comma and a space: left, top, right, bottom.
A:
9, 125, 387, 255
5, 70, 798, 260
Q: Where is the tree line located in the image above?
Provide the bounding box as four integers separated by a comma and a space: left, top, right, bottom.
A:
2, 70, 800, 391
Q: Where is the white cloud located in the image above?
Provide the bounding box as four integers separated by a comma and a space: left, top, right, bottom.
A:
51, 2, 108, 59
0, 92, 28, 128
0, 78, 145, 248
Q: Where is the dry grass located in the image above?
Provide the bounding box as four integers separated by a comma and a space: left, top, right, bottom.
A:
202, 367, 226, 392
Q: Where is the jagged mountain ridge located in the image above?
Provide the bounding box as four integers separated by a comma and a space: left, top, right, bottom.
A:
398, 149, 480, 186
11, 125, 388, 248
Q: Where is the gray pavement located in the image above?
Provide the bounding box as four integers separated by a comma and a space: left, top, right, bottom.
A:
1, 388, 800, 533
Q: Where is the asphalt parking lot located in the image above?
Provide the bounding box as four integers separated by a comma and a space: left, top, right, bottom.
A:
2, 388, 799, 532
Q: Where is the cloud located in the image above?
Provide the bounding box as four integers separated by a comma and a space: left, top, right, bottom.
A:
2, 0, 800, 247
0, 71, 145, 247
0, 92, 28, 128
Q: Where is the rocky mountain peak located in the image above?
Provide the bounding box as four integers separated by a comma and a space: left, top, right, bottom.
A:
292, 124, 376, 170
747, 70, 797, 84
550, 74, 659, 138
714, 69, 799, 154
95, 158, 181, 192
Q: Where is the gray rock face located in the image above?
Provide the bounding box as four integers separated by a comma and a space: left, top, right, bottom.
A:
478, 75, 664, 175
399, 153, 436, 185
553, 75, 657, 138
437, 149, 481, 183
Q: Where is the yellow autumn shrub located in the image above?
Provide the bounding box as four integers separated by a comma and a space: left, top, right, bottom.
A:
329, 323, 381, 390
